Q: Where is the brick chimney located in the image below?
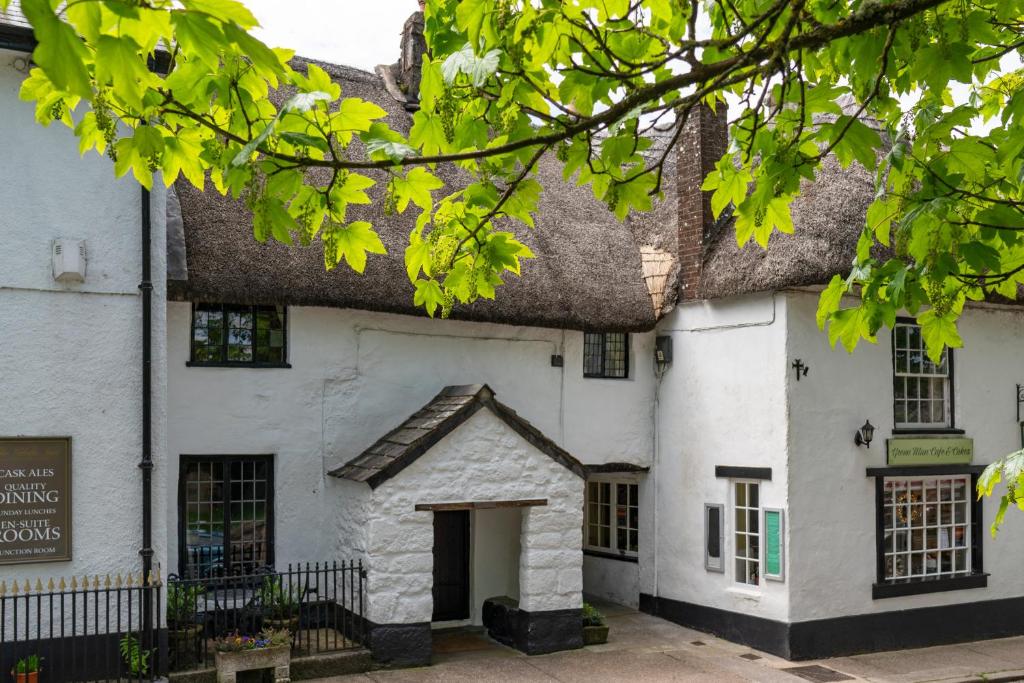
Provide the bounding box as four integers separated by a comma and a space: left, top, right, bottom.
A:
676, 104, 728, 301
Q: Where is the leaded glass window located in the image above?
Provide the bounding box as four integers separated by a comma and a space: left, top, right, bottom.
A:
181, 455, 273, 578
190, 304, 287, 366
583, 332, 629, 378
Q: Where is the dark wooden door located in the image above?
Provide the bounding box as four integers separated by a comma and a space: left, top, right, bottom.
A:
432, 510, 470, 621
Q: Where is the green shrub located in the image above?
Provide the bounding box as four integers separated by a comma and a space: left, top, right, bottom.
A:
582, 602, 605, 627
166, 583, 205, 628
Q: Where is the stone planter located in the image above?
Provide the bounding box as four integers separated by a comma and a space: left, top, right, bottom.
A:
215, 645, 290, 683
583, 624, 609, 646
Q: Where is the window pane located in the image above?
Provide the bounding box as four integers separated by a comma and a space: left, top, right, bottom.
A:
603, 333, 628, 378
583, 333, 604, 376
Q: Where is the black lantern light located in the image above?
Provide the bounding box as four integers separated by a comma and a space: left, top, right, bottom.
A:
854, 419, 875, 448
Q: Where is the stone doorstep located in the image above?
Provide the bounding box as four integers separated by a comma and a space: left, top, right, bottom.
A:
167, 649, 373, 683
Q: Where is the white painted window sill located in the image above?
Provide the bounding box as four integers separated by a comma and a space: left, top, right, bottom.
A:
725, 586, 762, 602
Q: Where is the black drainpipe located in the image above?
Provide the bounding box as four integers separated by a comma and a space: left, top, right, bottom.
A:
139, 187, 155, 643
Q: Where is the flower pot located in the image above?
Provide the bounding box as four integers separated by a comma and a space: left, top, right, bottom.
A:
13, 673, 39, 683
583, 624, 609, 646
215, 645, 290, 682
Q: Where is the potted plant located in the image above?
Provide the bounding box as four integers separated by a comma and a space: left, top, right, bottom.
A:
166, 582, 204, 667
214, 629, 291, 681
582, 603, 609, 645
258, 577, 299, 632
11, 655, 41, 683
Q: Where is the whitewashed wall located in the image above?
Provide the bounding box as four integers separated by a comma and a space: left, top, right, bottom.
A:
469, 507, 521, 625
583, 555, 639, 608
364, 409, 583, 625
0, 50, 168, 584
166, 304, 654, 573
785, 290, 1024, 621
651, 293, 791, 621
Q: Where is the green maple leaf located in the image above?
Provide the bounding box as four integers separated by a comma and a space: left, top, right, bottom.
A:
323, 221, 386, 273
414, 279, 446, 317
393, 167, 444, 212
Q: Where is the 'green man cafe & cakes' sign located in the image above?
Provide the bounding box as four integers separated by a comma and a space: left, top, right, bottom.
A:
887, 437, 974, 467
0, 438, 72, 565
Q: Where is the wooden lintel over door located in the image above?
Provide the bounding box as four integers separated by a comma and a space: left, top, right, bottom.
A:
415, 499, 547, 512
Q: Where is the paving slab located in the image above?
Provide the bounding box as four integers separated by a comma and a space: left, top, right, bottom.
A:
309, 603, 1024, 683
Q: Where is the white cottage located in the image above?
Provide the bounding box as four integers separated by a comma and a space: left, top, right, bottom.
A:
3, 6, 1024, 675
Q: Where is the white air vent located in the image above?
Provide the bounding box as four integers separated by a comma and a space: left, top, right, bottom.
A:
52, 239, 87, 283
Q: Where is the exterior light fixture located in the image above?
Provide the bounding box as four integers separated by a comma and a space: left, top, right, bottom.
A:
855, 420, 875, 448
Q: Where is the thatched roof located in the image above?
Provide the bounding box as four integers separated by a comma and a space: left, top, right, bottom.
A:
700, 154, 876, 299
328, 384, 585, 488
170, 58, 676, 332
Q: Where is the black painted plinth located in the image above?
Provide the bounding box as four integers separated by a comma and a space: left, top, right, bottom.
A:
482, 596, 583, 655
367, 621, 432, 667
640, 592, 1024, 660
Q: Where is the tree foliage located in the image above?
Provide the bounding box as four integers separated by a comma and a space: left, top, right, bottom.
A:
5, 0, 1024, 508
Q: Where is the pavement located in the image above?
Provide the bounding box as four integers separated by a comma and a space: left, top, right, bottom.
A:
311, 601, 1024, 683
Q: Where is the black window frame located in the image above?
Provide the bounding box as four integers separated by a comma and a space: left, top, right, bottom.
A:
891, 317, 962, 435
583, 331, 630, 379
177, 454, 276, 578
187, 303, 291, 368
869, 466, 987, 599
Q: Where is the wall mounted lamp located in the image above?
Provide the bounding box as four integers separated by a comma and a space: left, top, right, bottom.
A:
854, 420, 875, 448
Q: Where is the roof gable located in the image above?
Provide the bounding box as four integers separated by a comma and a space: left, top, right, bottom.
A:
327, 384, 585, 488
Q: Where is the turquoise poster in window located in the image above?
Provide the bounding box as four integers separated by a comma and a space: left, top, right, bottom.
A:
764, 509, 784, 581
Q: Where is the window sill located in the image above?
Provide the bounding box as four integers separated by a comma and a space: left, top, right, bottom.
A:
583, 548, 639, 564
891, 428, 966, 436
582, 375, 630, 380
186, 361, 292, 369
872, 573, 988, 599
725, 586, 761, 601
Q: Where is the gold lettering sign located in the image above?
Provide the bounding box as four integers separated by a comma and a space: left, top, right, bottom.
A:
0, 438, 71, 564
886, 438, 974, 466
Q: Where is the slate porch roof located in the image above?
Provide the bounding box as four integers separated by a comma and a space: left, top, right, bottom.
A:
328, 384, 585, 488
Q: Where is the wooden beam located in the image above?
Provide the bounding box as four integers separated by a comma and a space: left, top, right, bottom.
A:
414, 499, 547, 512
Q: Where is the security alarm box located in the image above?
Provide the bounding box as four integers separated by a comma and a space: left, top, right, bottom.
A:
52, 239, 87, 283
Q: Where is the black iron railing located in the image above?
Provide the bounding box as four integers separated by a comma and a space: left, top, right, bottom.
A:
166, 560, 366, 672
0, 572, 163, 682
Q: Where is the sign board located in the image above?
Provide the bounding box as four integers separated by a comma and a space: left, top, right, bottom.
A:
886, 438, 973, 466
763, 508, 784, 581
0, 438, 71, 564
